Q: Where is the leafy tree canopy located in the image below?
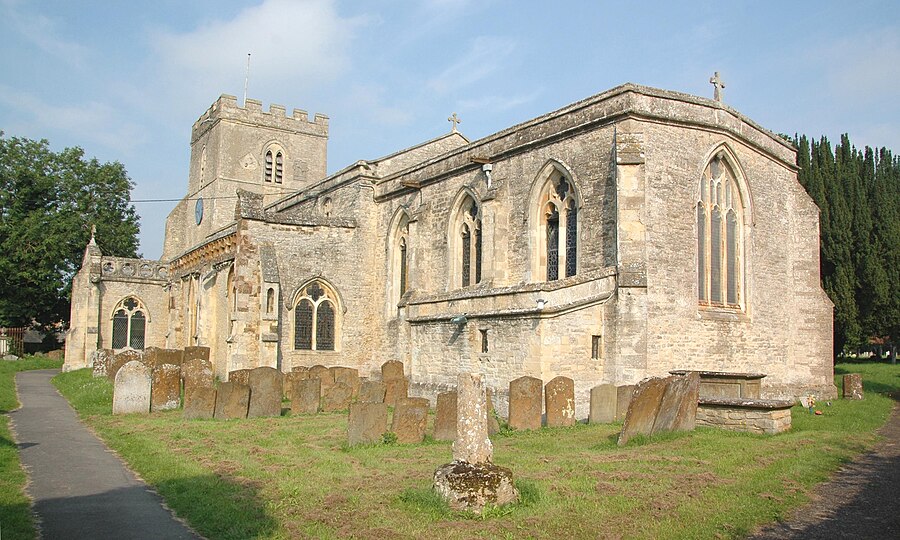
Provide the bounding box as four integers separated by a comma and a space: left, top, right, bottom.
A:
0, 133, 140, 329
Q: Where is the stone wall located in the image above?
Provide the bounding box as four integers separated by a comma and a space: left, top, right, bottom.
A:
696, 403, 793, 434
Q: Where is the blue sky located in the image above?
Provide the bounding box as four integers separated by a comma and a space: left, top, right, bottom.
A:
2, 0, 898, 259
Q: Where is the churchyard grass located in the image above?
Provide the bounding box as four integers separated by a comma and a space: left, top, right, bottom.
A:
0, 356, 63, 540
52, 362, 897, 539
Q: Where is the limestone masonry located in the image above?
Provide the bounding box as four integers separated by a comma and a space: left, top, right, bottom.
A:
65, 83, 837, 415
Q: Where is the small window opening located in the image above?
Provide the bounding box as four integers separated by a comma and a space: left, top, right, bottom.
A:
480, 329, 489, 353
591, 335, 602, 360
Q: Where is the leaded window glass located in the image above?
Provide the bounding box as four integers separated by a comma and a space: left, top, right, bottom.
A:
112, 310, 128, 349
474, 225, 482, 284
536, 168, 578, 282
565, 201, 577, 278
697, 154, 744, 308
294, 281, 341, 351
461, 224, 471, 287
399, 237, 408, 296
726, 210, 738, 305
294, 299, 313, 350
454, 196, 482, 288
697, 204, 707, 302
316, 301, 335, 351
547, 206, 559, 281
111, 297, 148, 350
129, 311, 145, 349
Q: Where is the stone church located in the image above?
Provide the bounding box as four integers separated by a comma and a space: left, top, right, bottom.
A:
64, 83, 837, 415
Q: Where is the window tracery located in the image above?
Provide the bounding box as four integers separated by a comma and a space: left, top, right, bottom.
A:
293, 281, 340, 351
534, 168, 579, 281
698, 153, 744, 308
111, 296, 147, 350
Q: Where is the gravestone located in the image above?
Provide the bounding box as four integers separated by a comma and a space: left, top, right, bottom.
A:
381, 360, 405, 381
143, 347, 184, 368
545, 376, 576, 427
433, 372, 518, 512
182, 356, 214, 395
183, 346, 210, 364
358, 380, 386, 403
229, 368, 251, 386
331, 366, 360, 397
347, 402, 388, 446
508, 376, 542, 430
616, 384, 636, 421
433, 391, 458, 441
150, 364, 182, 412
384, 377, 409, 407
653, 372, 700, 433
292, 378, 321, 414
617, 377, 668, 444
391, 397, 429, 443
113, 360, 151, 415
108, 349, 143, 382
214, 382, 250, 419
322, 381, 353, 412
843, 373, 864, 400
183, 387, 216, 419
292, 365, 310, 376
486, 388, 500, 436
309, 364, 331, 382
91, 348, 114, 378
283, 371, 307, 400
589, 384, 617, 423
248, 367, 283, 418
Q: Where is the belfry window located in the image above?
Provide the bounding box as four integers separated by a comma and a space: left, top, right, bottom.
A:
535, 168, 579, 281
111, 296, 147, 350
452, 196, 483, 288
390, 213, 410, 309
697, 153, 744, 308
293, 281, 340, 351
264, 148, 284, 183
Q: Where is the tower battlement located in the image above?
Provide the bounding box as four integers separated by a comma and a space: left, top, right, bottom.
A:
192, 94, 329, 143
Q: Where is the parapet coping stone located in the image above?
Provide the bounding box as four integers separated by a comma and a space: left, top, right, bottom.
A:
698, 397, 794, 410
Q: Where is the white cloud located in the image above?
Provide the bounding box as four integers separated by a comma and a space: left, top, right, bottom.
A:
428, 36, 517, 94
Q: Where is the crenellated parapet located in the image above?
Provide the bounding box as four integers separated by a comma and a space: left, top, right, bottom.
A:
191, 94, 329, 144
100, 257, 169, 283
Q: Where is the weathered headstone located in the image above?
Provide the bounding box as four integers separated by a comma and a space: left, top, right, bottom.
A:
381, 360, 405, 381
653, 372, 700, 433
214, 382, 250, 419
292, 378, 321, 415
150, 363, 182, 412
322, 381, 353, 412
384, 377, 409, 407
283, 371, 308, 400
617, 377, 668, 445
433, 391, 458, 441
331, 366, 360, 397
183, 346, 210, 364
309, 364, 331, 382
358, 380, 386, 403
347, 402, 388, 446
545, 376, 576, 427
113, 360, 151, 415
292, 365, 310, 376
183, 387, 216, 419
433, 372, 518, 512
391, 397, 429, 443
248, 367, 283, 418
486, 388, 500, 436
182, 356, 214, 395
91, 348, 114, 378
590, 384, 617, 423
616, 384, 636, 421
508, 375, 542, 430
229, 368, 251, 386
843, 373, 864, 400
143, 347, 184, 368
108, 349, 143, 382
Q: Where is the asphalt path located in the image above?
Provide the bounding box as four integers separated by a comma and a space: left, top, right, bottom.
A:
9, 369, 201, 540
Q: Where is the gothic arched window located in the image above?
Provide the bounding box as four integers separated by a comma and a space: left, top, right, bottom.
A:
264, 146, 285, 184
293, 281, 340, 351
698, 153, 745, 308
450, 194, 483, 288
388, 211, 410, 310
111, 296, 148, 350
534, 167, 579, 281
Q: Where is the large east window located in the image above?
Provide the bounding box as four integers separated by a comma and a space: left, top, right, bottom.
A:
697, 153, 744, 308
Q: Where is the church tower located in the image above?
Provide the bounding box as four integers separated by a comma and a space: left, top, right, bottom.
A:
162, 94, 329, 260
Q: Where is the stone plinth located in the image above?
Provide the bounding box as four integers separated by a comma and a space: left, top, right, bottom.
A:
391, 397, 429, 443
696, 397, 793, 434
214, 382, 250, 419
433, 391, 458, 441
589, 384, 617, 424
545, 376, 575, 427
292, 378, 320, 414
843, 373, 864, 400
348, 402, 388, 446
359, 380, 386, 403
248, 367, 283, 418
183, 387, 216, 419
433, 460, 518, 513
150, 364, 182, 412
508, 376, 542, 430
113, 360, 151, 415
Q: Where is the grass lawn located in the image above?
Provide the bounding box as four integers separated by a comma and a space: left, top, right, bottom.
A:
0, 356, 64, 540
52, 363, 898, 540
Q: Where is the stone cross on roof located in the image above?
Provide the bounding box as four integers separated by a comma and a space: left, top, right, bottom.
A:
709, 71, 725, 103
448, 112, 461, 133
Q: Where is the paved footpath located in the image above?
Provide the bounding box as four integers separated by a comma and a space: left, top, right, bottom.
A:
9, 369, 201, 540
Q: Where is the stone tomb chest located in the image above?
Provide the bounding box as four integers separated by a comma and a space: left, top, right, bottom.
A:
670, 370, 764, 399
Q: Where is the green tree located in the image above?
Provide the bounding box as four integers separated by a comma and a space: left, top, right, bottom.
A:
0, 133, 140, 329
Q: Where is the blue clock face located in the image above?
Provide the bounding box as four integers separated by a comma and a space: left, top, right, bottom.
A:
195, 197, 204, 225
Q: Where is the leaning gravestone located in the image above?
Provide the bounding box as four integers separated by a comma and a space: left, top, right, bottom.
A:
182, 357, 214, 395
143, 347, 184, 368
358, 380, 386, 403
589, 384, 617, 424
183, 387, 216, 419
248, 367, 283, 418
292, 378, 321, 414
391, 397, 429, 443
433, 372, 518, 512
150, 364, 182, 412
108, 349, 143, 382
347, 402, 389, 446
508, 376, 543, 430
433, 391, 458, 441
91, 349, 114, 378
229, 368, 251, 386
113, 360, 151, 415
843, 373, 864, 400
653, 372, 700, 433
617, 377, 668, 445
214, 382, 250, 419
545, 376, 576, 427
322, 381, 353, 412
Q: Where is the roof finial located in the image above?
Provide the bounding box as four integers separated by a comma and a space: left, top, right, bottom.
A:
88, 224, 97, 245
709, 71, 725, 103
448, 112, 461, 133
